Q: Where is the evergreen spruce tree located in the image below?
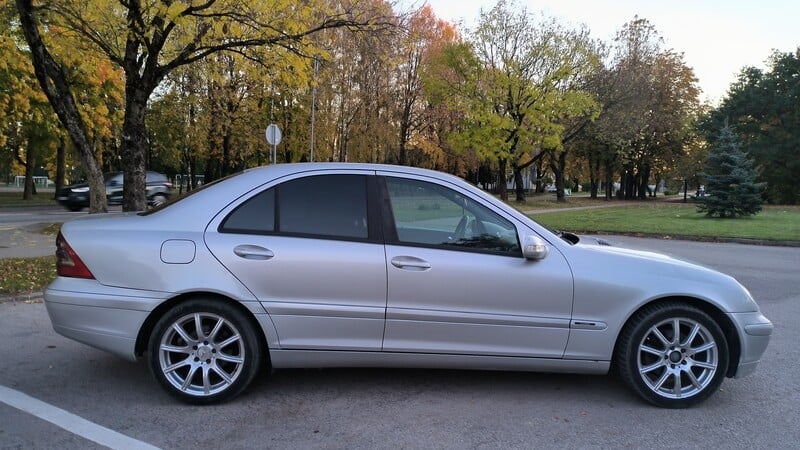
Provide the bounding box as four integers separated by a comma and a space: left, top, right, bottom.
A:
697, 127, 765, 218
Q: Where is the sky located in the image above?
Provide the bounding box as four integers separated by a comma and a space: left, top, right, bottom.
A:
416, 0, 800, 105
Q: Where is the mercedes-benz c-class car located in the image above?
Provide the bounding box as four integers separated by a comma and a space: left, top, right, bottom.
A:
44, 163, 772, 407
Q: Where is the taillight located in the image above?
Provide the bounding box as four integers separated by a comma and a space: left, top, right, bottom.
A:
56, 232, 95, 279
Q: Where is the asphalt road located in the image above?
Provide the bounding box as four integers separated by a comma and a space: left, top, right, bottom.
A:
0, 237, 798, 449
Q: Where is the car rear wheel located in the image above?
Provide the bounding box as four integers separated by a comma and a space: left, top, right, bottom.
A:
148, 298, 262, 404
616, 302, 728, 408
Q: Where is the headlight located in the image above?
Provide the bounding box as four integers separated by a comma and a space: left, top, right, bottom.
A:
70, 187, 90, 193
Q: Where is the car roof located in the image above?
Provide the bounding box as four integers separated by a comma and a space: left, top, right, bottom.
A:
240, 163, 462, 184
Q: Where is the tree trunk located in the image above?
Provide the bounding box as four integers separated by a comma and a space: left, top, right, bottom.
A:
535, 160, 545, 193
23, 147, 36, 200
638, 165, 650, 200
513, 165, 526, 202
497, 158, 508, 202
16, 0, 107, 213
54, 136, 66, 198
222, 131, 232, 176
120, 87, 149, 211
624, 170, 636, 200
652, 175, 661, 198
588, 150, 599, 199
398, 118, 409, 166
189, 157, 197, 190
550, 150, 569, 203
604, 150, 615, 201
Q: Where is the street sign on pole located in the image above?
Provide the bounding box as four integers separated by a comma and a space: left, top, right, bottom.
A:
265, 124, 282, 164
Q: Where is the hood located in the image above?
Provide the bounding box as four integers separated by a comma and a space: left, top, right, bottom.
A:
576, 239, 716, 272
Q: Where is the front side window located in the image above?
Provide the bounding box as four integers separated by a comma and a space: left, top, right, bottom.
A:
220, 174, 369, 240
385, 177, 520, 255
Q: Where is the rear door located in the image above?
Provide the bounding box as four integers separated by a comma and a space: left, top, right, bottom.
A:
205, 171, 388, 351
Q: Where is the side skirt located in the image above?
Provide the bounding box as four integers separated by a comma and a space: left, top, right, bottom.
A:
269, 349, 609, 375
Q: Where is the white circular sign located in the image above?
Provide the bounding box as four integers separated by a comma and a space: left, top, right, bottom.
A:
265, 124, 282, 145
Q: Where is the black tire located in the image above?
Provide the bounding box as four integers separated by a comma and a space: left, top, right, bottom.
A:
67, 205, 83, 212
150, 193, 167, 206
615, 302, 729, 408
148, 298, 263, 404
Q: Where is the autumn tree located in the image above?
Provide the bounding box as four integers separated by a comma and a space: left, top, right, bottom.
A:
454, 0, 599, 202
1, 7, 56, 199
16, 0, 389, 211
574, 18, 699, 201
4, 3, 123, 207
14, 0, 109, 211
391, 5, 458, 166
421, 38, 483, 176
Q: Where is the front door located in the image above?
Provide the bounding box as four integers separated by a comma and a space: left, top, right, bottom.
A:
380, 174, 574, 358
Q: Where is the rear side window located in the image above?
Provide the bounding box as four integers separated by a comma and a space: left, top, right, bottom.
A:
220, 189, 275, 233
220, 174, 368, 240
279, 175, 368, 239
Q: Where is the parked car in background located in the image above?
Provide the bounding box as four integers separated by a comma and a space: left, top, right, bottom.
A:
56, 171, 172, 211
45, 163, 772, 407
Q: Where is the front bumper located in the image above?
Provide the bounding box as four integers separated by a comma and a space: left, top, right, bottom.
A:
55, 192, 89, 209
44, 278, 168, 361
727, 311, 773, 378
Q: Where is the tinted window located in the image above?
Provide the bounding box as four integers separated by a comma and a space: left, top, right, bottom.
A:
385, 177, 519, 255
106, 173, 123, 186
220, 188, 275, 233
279, 175, 368, 239
221, 174, 369, 238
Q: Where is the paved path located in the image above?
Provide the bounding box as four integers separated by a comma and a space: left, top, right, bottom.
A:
522, 203, 626, 215
0, 223, 55, 259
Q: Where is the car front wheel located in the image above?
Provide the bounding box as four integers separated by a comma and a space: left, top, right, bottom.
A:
150, 193, 167, 206
148, 298, 262, 404
616, 302, 729, 408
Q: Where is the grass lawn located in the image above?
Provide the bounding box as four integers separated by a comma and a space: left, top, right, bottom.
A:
0, 256, 55, 297
0, 224, 61, 298
504, 192, 627, 210
530, 202, 800, 242
0, 191, 57, 208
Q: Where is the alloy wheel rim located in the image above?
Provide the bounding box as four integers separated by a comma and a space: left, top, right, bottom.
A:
158, 312, 245, 397
637, 317, 718, 399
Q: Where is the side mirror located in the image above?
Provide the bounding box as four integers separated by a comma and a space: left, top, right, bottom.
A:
521, 235, 549, 260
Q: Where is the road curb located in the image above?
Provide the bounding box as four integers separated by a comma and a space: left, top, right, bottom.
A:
585, 232, 800, 248
0, 292, 44, 304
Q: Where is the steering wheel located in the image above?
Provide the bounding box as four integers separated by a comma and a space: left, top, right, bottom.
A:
467, 217, 487, 236
454, 215, 468, 240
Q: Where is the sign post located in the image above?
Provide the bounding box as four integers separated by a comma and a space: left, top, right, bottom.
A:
265, 123, 282, 164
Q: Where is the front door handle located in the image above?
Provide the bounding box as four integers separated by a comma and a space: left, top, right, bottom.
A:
390, 256, 431, 271
233, 245, 274, 260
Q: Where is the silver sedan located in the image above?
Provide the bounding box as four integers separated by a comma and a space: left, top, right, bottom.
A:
44, 163, 772, 407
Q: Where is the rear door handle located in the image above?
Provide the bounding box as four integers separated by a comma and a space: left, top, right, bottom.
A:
233, 245, 274, 260
390, 256, 431, 271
